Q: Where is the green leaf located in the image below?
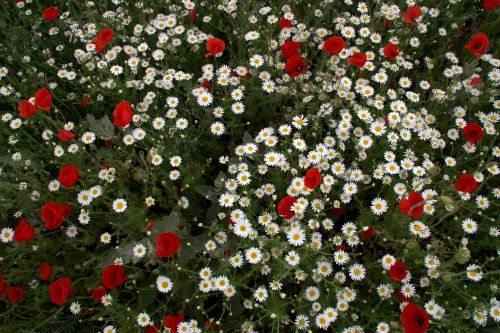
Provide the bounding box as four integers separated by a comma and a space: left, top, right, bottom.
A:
86, 114, 115, 140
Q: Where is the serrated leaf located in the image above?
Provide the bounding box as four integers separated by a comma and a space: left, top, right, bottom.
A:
86, 114, 115, 140
214, 171, 227, 189
152, 210, 187, 238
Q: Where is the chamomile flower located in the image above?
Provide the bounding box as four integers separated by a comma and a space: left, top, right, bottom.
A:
156, 275, 173, 293
112, 199, 127, 213
133, 243, 147, 258
349, 264, 366, 281
136, 313, 150, 327
69, 302, 81, 315
370, 198, 388, 215
287, 226, 306, 246
245, 247, 262, 264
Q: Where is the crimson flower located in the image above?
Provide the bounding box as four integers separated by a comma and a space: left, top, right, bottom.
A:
91, 28, 114, 53
49, 278, 73, 306
38, 263, 53, 281
58, 164, 79, 188
164, 312, 184, 333
101, 264, 127, 289
402, 6, 422, 24
204, 38, 225, 58
6, 286, 25, 303
18, 100, 37, 119
34, 87, 52, 112
390, 261, 408, 281
57, 130, 76, 142
484, 0, 500, 10
383, 42, 400, 59
155, 232, 181, 257
13, 219, 35, 242
92, 286, 107, 302
303, 167, 322, 189
42, 7, 58, 22
465, 33, 489, 56
113, 101, 134, 128
323, 36, 345, 55
362, 227, 376, 240
454, 173, 478, 193
463, 123, 483, 144
277, 196, 297, 220
40, 202, 72, 230
347, 52, 367, 68
285, 54, 307, 78
279, 18, 292, 29
400, 303, 430, 333
399, 192, 425, 219
281, 40, 301, 58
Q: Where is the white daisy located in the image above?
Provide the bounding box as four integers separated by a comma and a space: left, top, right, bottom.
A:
112, 198, 127, 213
156, 275, 173, 293
245, 247, 262, 264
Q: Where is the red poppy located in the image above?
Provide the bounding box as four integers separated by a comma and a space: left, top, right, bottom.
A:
6, 286, 25, 303
34, 87, 52, 112
362, 227, 375, 240
164, 312, 184, 333
38, 263, 53, 281
204, 38, 225, 58
145, 323, 161, 333
40, 202, 72, 230
58, 164, 79, 188
49, 278, 73, 306
484, 0, 500, 10
96, 28, 114, 44
113, 101, 134, 128
335, 245, 347, 251
389, 261, 408, 281
102, 264, 127, 289
454, 173, 478, 193
81, 95, 90, 106
204, 320, 217, 329
402, 6, 422, 24
155, 232, 181, 257
145, 219, 155, 233
92, 286, 107, 302
91, 28, 114, 53
399, 192, 425, 219
331, 206, 346, 215
13, 219, 35, 242
277, 196, 297, 220
18, 100, 37, 119
279, 18, 292, 29
57, 130, 76, 142
383, 42, 400, 59
323, 36, 345, 55
347, 52, 367, 68
42, 7, 58, 22
281, 40, 301, 58
400, 302, 430, 333
397, 288, 411, 302
285, 54, 307, 78
188, 9, 197, 22
200, 79, 211, 90
465, 33, 489, 56
304, 167, 322, 189
469, 77, 482, 86
463, 123, 483, 144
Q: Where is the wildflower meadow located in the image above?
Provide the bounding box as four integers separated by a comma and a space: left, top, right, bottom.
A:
0, 0, 499, 332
